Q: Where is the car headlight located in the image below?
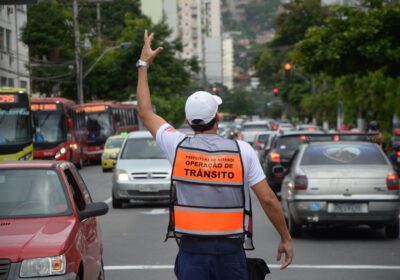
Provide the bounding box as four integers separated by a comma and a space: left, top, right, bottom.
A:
20, 255, 66, 278
116, 170, 129, 181
69, 143, 78, 150
102, 153, 110, 159
55, 147, 67, 159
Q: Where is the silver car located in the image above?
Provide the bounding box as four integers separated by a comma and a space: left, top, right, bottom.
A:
281, 141, 400, 238
112, 131, 171, 208
239, 120, 271, 145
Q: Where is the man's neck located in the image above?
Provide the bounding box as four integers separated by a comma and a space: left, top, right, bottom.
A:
194, 127, 218, 135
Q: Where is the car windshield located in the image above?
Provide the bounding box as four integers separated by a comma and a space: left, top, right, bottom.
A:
275, 136, 304, 152
105, 137, 125, 149
33, 111, 67, 143
120, 138, 166, 159
87, 111, 113, 141
0, 169, 70, 218
301, 143, 387, 165
257, 134, 271, 143
0, 107, 32, 145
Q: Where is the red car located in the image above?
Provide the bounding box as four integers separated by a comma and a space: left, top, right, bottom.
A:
0, 161, 108, 279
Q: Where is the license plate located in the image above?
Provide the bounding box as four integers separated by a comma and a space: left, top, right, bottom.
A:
139, 185, 157, 193
328, 203, 368, 213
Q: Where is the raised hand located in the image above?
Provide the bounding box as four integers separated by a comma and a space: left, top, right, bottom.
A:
140, 29, 163, 64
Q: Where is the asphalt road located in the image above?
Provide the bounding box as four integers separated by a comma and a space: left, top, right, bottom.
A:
80, 165, 400, 280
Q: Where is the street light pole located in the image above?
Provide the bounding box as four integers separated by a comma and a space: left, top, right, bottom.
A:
73, 0, 84, 104
83, 42, 132, 79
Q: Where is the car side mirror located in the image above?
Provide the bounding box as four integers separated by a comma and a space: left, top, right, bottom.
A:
79, 202, 109, 221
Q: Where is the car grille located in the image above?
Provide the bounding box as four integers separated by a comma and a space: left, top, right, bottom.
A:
130, 172, 169, 179
0, 259, 11, 280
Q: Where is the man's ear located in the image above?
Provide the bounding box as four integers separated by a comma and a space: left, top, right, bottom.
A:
216, 112, 221, 122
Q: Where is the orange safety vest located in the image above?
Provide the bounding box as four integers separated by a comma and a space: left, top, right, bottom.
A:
166, 137, 254, 250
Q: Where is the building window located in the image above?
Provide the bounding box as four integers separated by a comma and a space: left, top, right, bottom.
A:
1, 77, 7, 87
6, 29, 11, 52
8, 78, 14, 87
20, 80, 28, 89
0, 27, 4, 51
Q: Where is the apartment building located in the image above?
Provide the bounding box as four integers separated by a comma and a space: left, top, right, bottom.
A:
141, 0, 225, 87
222, 33, 233, 89
0, 4, 30, 90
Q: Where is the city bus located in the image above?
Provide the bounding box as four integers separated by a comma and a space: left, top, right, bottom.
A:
0, 87, 34, 161
31, 97, 87, 168
78, 101, 139, 162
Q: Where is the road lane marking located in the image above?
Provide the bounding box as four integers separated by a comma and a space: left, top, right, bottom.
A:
104, 265, 400, 270
104, 197, 112, 205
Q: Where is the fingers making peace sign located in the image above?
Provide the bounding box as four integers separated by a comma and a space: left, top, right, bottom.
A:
140, 30, 164, 64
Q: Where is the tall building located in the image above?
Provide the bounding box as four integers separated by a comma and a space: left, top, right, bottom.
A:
141, 0, 164, 24
0, 4, 30, 90
222, 33, 233, 89
141, 0, 225, 87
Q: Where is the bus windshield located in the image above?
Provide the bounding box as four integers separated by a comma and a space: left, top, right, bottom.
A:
87, 111, 113, 142
0, 107, 32, 145
33, 112, 67, 143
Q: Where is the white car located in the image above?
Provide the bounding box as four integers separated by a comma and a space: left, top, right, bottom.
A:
112, 131, 171, 208
239, 120, 271, 145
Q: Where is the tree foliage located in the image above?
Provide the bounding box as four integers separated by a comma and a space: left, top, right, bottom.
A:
22, 0, 193, 125
254, 0, 330, 118
291, 0, 400, 130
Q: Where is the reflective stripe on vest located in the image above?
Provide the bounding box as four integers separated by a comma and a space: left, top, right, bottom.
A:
174, 205, 244, 236
172, 147, 243, 186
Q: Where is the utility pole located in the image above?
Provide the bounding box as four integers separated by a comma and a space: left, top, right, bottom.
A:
86, 0, 112, 39
96, 2, 101, 38
73, 0, 84, 104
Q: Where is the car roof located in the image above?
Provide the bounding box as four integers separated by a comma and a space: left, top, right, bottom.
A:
127, 130, 153, 139
0, 160, 65, 169
244, 120, 270, 125
256, 131, 277, 136
280, 131, 325, 136
107, 134, 127, 140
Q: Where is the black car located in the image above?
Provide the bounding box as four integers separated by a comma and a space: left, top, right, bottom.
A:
264, 132, 327, 194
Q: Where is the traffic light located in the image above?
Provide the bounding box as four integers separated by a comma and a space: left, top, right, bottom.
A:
284, 63, 292, 81
273, 87, 279, 96
265, 100, 271, 107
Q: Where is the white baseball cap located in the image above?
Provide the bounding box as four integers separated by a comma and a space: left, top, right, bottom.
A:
185, 91, 223, 125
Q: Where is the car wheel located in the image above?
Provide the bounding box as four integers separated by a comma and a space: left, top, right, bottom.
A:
385, 220, 399, 238
98, 259, 105, 280
112, 192, 123, 209
288, 214, 302, 238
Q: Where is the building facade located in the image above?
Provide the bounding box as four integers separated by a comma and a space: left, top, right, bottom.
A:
141, 0, 226, 87
222, 33, 233, 89
0, 4, 30, 90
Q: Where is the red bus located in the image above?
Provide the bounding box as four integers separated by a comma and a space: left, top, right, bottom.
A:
77, 101, 138, 162
31, 97, 87, 168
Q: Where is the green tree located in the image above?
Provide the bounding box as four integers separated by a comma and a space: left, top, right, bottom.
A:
22, 0, 194, 125
291, 0, 400, 130
22, 0, 74, 95
254, 0, 331, 118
